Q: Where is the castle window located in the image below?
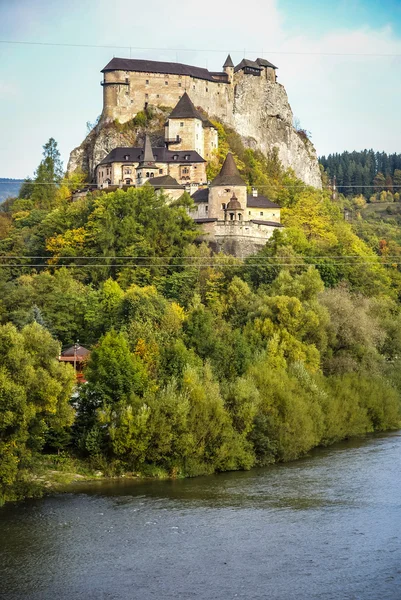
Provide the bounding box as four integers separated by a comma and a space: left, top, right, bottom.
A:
146, 172, 150, 177
238, 214, 242, 220
173, 155, 178, 160
225, 188, 230, 193
157, 94, 160, 98
230, 213, 234, 221
178, 82, 182, 87
125, 179, 132, 184
206, 88, 208, 92
165, 81, 168, 85
146, 80, 149, 84
222, 203, 226, 210
193, 85, 195, 90
249, 211, 251, 215
184, 154, 190, 160
180, 122, 184, 127
150, 173, 154, 178
124, 155, 129, 160
159, 169, 163, 174
125, 77, 129, 84
260, 212, 264, 216
145, 93, 149, 99
205, 205, 208, 212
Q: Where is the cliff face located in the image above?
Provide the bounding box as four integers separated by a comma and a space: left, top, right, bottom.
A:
68, 73, 322, 188
229, 75, 321, 188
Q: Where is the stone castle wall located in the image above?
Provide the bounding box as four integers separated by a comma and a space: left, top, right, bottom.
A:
102, 70, 233, 125
198, 220, 279, 259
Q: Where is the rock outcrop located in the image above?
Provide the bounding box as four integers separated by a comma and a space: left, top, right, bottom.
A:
230, 76, 321, 188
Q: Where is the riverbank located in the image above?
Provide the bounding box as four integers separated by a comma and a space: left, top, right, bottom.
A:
3, 428, 400, 506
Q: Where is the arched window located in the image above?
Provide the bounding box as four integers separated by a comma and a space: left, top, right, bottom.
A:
146, 172, 150, 178
230, 213, 234, 221
150, 173, 154, 178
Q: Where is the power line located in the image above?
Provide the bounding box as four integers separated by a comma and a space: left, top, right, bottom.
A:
2, 180, 401, 189
0, 255, 391, 259
1, 39, 401, 58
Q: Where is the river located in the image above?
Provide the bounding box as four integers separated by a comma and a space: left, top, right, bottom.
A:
1, 432, 400, 600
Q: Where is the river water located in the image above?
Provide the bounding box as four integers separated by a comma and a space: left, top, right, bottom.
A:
1, 432, 401, 600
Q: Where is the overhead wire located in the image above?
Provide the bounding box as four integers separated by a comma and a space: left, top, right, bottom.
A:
1, 39, 401, 58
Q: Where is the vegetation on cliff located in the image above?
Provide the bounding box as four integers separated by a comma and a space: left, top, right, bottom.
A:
1, 137, 401, 504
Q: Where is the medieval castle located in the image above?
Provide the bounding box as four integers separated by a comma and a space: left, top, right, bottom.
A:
69, 54, 321, 256
101, 55, 277, 126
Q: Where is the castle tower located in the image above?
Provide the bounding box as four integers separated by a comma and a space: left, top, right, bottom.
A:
208, 153, 247, 219
223, 54, 234, 83
136, 135, 159, 185
225, 192, 244, 221
165, 92, 205, 156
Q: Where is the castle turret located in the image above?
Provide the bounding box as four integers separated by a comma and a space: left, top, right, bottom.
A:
223, 54, 234, 83
225, 192, 244, 221
136, 135, 158, 185
208, 152, 247, 219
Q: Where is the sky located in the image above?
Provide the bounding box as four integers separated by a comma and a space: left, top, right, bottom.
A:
1, 0, 401, 178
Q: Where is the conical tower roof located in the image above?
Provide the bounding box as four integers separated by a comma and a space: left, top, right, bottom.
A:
223, 54, 234, 68
169, 92, 203, 120
210, 153, 246, 187
139, 134, 155, 166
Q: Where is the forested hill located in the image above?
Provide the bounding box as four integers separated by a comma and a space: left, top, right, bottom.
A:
319, 150, 401, 197
0, 178, 23, 203
2, 134, 401, 505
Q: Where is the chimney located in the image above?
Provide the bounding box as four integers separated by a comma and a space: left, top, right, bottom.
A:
252, 188, 258, 197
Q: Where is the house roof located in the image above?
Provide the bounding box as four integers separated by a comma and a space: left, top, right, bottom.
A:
234, 59, 263, 73
256, 57, 278, 69
223, 54, 234, 68
210, 153, 246, 187
101, 57, 228, 83
60, 345, 90, 360
191, 188, 209, 203
148, 175, 183, 189
246, 195, 280, 209
250, 220, 284, 227
194, 218, 218, 223
169, 92, 204, 120
98, 147, 205, 166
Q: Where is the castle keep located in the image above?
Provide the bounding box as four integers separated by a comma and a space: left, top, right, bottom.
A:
101, 55, 277, 126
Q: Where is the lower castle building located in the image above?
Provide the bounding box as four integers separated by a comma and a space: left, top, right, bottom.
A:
189, 153, 283, 258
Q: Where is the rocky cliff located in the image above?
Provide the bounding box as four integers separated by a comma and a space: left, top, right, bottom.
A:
68, 75, 322, 188
230, 76, 321, 188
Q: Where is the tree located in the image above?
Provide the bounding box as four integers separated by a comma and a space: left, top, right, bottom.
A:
0, 322, 75, 502
30, 138, 63, 208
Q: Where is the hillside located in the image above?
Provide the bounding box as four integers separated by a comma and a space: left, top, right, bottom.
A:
0, 178, 23, 202
1, 133, 401, 504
